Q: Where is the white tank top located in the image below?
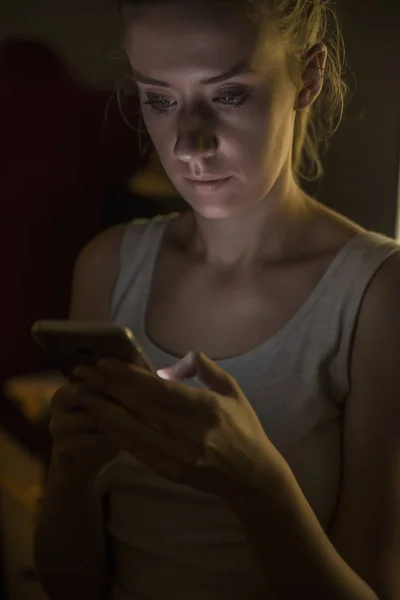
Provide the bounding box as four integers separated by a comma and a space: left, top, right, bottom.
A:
97, 213, 399, 599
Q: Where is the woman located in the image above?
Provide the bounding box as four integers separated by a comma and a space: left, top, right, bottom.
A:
34, 1, 400, 599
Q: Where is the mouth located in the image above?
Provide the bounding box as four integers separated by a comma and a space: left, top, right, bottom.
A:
184, 176, 232, 193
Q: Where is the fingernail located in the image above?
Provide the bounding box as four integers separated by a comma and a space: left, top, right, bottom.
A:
156, 369, 172, 380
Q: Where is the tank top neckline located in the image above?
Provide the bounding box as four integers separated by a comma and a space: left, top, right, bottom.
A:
135, 213, 375, 367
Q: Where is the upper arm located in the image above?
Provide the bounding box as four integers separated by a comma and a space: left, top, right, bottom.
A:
69, 224, 127, 322
328, 252, 400, 600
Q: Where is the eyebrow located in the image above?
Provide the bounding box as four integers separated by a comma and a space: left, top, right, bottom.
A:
133, 61, 256, 88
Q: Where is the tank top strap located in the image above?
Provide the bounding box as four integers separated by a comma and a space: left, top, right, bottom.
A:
110, 213, 179, 321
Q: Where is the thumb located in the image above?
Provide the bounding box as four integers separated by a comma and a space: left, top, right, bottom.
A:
158, 351, 239, 396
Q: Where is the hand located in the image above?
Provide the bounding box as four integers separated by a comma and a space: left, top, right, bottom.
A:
72, 352, 288, 503
49, 382, 120, 481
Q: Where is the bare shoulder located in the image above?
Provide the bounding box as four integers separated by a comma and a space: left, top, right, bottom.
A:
69, 223, 128, 321
350, 245, 400, 376
357, 245, 400, 327
306, 198, 364, 252
350, 245, 400, 383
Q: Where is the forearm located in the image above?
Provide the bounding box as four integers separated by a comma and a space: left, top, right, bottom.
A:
34, 464, 111, 600
231, 465, 379, 600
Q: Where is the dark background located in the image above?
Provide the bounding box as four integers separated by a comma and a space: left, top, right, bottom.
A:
0, 2, 399, 599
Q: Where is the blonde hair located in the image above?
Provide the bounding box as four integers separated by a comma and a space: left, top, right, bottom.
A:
116, 0, 349, 181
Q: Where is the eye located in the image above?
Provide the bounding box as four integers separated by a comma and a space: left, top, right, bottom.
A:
143, 94, 176, 115
142, 88, 250, 116
213, 89, 250, 110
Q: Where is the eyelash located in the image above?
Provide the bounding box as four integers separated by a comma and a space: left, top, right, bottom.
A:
142, 90, 250, 115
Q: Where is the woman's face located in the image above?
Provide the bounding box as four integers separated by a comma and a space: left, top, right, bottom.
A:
124, 4, 299, 219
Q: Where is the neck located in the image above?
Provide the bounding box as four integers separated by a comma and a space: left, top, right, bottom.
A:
185, 175, 311, 269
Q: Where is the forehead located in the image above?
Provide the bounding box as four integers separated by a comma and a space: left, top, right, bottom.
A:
124, 4, 285, 80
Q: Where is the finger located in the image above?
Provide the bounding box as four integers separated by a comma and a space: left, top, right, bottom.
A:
75, 364, 218, 444
157, 352, 240, 396
81, 373, 216, 446
194, 352, 240, 397
51, 382, 103, 411
75, 362, 210, 418
84, 392, 202, 466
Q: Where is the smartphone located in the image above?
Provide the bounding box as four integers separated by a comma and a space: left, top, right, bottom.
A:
31, 320, 156, 379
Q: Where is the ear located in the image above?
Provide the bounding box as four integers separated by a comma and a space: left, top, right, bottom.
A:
295, 42, 327, 110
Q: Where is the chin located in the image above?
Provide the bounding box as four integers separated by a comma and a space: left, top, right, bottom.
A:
173, 178, 258, 220
193, 205, 232, 219
188, 197, 249, 220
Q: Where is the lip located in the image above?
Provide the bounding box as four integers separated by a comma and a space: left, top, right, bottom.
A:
184, 176, 232, 193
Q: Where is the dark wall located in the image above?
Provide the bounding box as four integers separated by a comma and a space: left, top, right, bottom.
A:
307, 0, 400, 237
0, 0, 122, 87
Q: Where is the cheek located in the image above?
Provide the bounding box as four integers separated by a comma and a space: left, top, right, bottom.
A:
244, 98, 295, 167
143, 115, 176, 166
229, 112, 274, 171
222, 94, 286, 170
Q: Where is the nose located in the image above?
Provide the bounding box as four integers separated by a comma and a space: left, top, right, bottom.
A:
174, 115, 218, 162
